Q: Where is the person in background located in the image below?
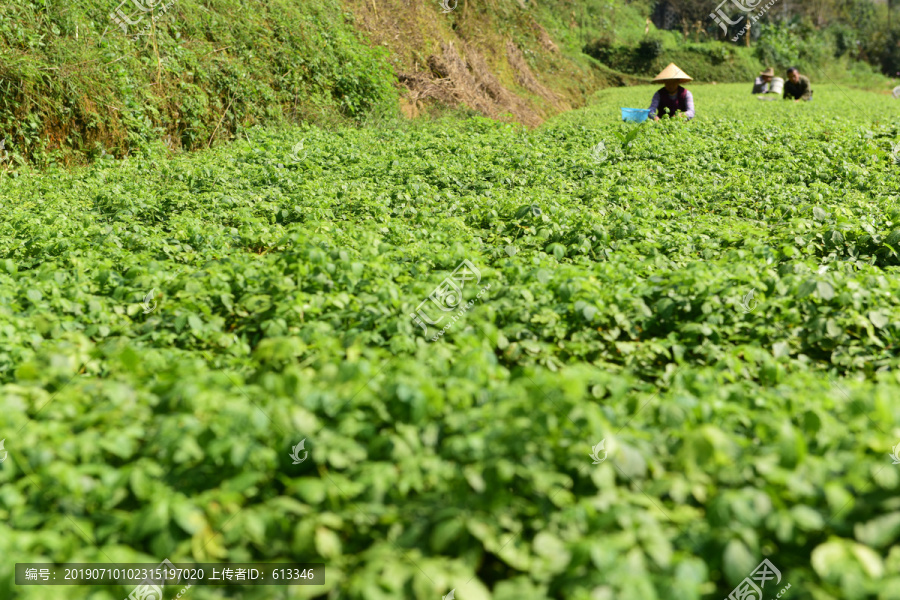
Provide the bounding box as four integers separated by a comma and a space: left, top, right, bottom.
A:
648, 63, 695, 121
752, 67, 775, 93
783, 67, 812, 101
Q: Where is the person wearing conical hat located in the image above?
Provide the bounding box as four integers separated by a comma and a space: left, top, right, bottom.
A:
752, 67, 775, 94
648, 63, 694, 121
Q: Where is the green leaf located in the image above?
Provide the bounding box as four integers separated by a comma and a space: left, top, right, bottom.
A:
464, 466, 486, 493
723, 539, 756, 585
188, 315, 203, 331
798, 279, 817, 298
295, 478, 327, 504
817, 280, 835, 301
884, 229, 900, 247
546, 243, 566, 260
790, 505, 824, 531
773, 341, 790, 358
315, 527, 342, 559
2, 259, 17, 274
869, 311, 888, 329
533, 531, 571, 575
812, 540, 848, 581
242, 511, 268, 544
172, 500, 207, 535
430, 519, 465, 552
855, 512, 900, 549
850, 543, 884, 578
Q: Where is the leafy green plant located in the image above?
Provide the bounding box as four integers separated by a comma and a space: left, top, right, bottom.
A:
614, 121, 645, 151
2, 83, 900, 600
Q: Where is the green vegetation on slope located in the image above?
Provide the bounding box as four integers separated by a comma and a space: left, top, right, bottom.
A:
0, 0, 660, 166
3, 84, 900, 599
580, 21, 890, 87
0, 0, 397, 166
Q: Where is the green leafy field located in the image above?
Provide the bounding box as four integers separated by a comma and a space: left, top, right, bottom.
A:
3, 83, 900, 600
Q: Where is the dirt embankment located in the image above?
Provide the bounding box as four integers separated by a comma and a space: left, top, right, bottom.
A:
344, 0, 642, 126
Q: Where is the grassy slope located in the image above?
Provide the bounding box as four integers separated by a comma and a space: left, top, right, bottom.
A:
11, 0, 879, 167
2, 84, 900, 599
0, 0, 398, 166
0, 0, 665, 169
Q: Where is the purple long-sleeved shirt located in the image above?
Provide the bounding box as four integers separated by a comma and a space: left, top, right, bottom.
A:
648, 89, 695, 119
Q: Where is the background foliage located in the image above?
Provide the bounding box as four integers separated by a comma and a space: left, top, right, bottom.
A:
655, 0, 900, 76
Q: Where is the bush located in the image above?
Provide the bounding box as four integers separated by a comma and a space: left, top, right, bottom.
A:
754, 22, 806, 71
636, 38, 663, 61
582, 38, 620, 65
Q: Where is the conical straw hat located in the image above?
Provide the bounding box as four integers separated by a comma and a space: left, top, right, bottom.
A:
652, 63, 693, 83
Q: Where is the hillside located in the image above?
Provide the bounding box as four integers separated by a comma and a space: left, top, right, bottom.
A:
0, 0, 758, 166
0, 0, 894, 165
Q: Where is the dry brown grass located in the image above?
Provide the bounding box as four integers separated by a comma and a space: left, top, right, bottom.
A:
532, 21, 559, 54
505, 40, 569, 112
398, 41, 543, 126
344, 0, 603, 127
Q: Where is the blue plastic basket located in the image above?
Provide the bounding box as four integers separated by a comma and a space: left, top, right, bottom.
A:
621, 107, 651, 123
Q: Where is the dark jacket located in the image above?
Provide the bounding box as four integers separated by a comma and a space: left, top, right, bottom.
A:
783, 75, 812, 101
655, 86, 689, 118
